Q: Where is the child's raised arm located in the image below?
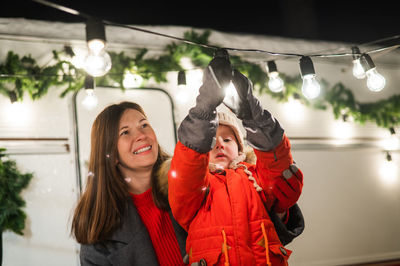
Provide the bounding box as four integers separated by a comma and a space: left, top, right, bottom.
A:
229, 70, 303, 215
168, 49, 232, 230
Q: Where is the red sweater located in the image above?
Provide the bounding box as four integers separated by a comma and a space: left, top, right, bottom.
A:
130, 188, 184, 266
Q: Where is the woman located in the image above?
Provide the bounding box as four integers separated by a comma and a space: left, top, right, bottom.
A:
71, 101, 187, 265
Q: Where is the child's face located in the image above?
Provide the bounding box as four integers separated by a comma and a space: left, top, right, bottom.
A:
210, 125, 239, 169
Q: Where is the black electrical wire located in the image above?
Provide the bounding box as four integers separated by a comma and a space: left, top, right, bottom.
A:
27, 0, 400, 60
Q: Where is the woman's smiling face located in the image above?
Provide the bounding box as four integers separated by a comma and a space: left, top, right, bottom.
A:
116, 109, 158, 176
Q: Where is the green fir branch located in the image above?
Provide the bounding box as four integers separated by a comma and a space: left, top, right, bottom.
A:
0, 30, 399, 130
0, 148, 33, 235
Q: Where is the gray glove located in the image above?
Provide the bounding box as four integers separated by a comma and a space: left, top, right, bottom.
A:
178, 49, 233, 153
229, 69, 284, 151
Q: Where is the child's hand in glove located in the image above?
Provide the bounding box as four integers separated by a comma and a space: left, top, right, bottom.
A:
273, 164, 304, 213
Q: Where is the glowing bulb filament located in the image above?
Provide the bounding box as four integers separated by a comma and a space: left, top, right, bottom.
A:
87, 39, 105, 55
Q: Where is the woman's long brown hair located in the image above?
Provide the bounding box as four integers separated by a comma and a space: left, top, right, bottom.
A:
71, 101, 170, 244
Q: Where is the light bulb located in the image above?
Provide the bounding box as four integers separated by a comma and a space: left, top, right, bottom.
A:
352, 59, 366, 79
301, 74, 320, 99
382, 135, 400, 151
268, 72, 284, 92
331, 120, 354, 146
381, 129, 400, 151
283, 97, 305, 123
176, 87, 189, 104
299, 56, 320, 99
83, 50, 112, 77
366, 68, 385, 92
360, 53, 385, 92
82, 89, 98, 110
223, 81, 239, 110
379, 158, 398, 185
266, 61, 284, 93
3, 101, 31, 126
351, 46, 365, 79
123, 72, 143, 88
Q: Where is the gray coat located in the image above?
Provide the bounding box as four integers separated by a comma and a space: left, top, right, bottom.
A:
79, 199, 187, 266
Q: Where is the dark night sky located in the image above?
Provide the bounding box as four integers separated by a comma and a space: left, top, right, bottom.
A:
1, 0, 400, 44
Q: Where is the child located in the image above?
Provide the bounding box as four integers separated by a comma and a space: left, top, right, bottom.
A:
168, 49, 304, 265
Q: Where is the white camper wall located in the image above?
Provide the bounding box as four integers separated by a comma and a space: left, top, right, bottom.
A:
0, 31, 81, 265
0, 90, 79, 265
256, 60, 400, 265
1, 18, 400, 266
1, 87, 178, 266
214, 55, 400, 265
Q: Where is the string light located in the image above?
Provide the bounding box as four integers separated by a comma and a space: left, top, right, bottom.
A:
331, 119, 354, 143
31, 0, 400, 62
209, 49, 240, 111
8, 91, 18, 104
340, 108, 354, 123
381, 127, 400, 151
386, 151, 393, 161
351, 46, 366, 79
84, 18, 112, 77
177, 70, 186, 88
379, 151, 398, 185
224, 81, 239, 108
14, 0, 400, 117
175, 70, 189, 104
29, 0, 400, 100
282, 95, 305, 123
360, 53, 386, 92
266, 61, 284, 93
81, 75, 98, 110
4, 0, 398, 178
2, 99, 31, 126
122, 71, 143, 88
3, 0, 400, 186
299, 56, 320, 99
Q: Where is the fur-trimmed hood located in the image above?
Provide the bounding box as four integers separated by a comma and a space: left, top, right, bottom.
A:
156, 146, 257, 198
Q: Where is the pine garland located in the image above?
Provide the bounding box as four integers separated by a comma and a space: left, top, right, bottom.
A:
0, 30, 399, 130
0, 148, 33, 235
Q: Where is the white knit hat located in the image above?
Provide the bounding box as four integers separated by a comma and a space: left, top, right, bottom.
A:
217, 111, 244, 152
